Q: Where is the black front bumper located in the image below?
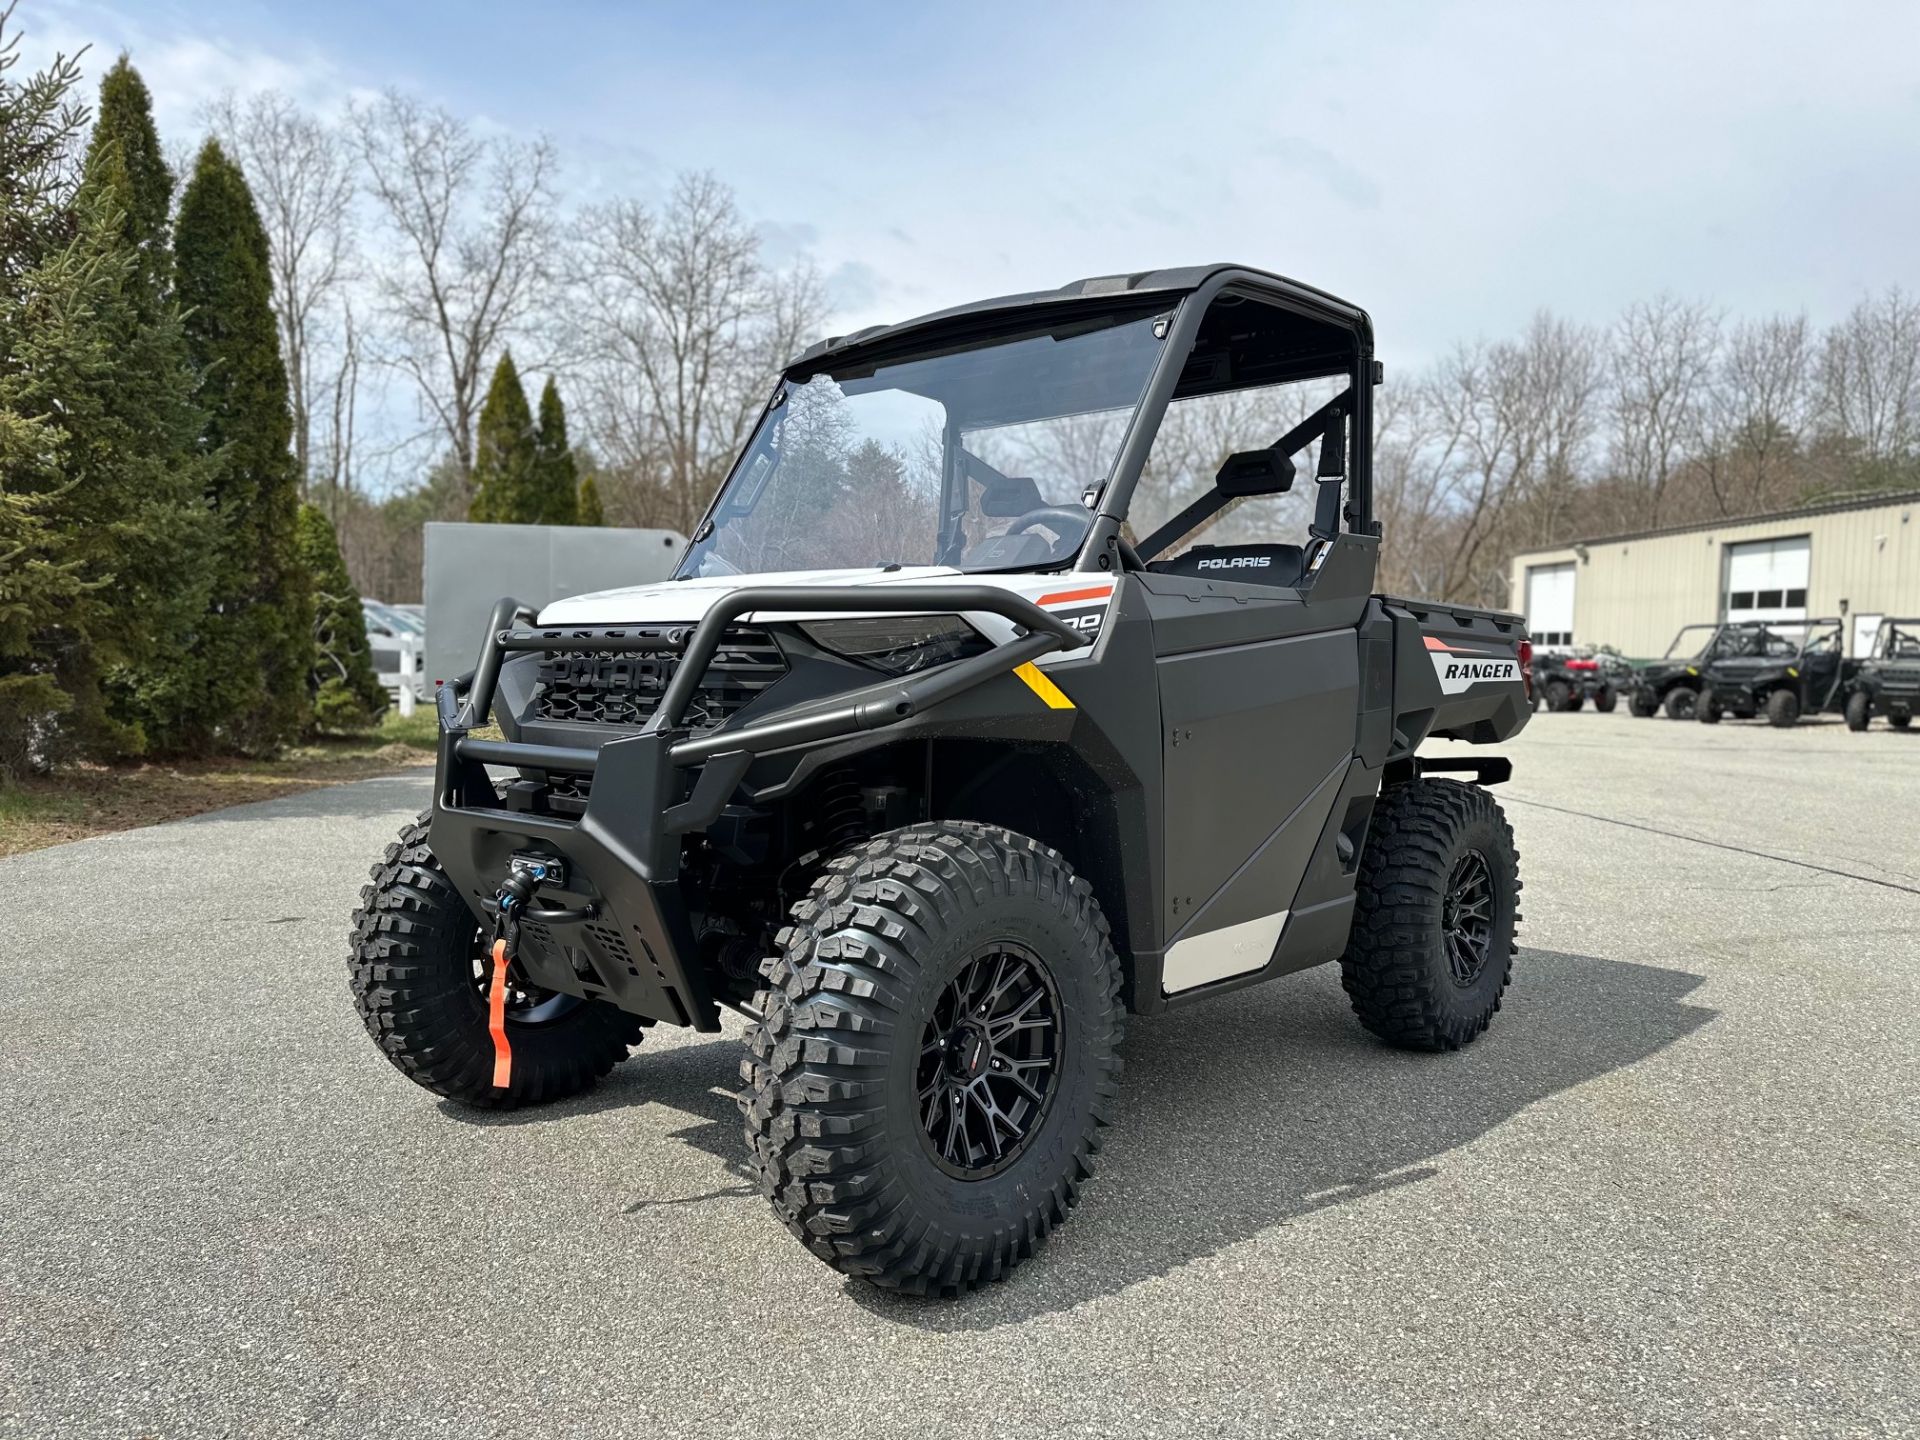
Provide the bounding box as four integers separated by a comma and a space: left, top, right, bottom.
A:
428, 586, 1088, 1031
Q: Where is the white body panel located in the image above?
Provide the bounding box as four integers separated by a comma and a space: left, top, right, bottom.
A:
1162, 910, 1290, 993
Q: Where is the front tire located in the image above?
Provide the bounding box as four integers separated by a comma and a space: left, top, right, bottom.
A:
1890, 709, 1912, 731
1665, 685, 1699, 720
1544, 679, 1572, 712
1696, 687, 1723, 723
1593, 684, 1618, 713
1846, 690, 1872, 731
738, 822, 1124, 1296
1766, 690, 1801, 727
1630, 690, 1659, 718
1340, 780, 1521, 1052
349, 814, 646, 1108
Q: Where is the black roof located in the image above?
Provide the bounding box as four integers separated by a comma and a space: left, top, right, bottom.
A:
786, 263, 1370, 373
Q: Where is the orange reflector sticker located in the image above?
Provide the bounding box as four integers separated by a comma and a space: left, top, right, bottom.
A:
1014, 661, 1074, 710
488, 937, 513, 1088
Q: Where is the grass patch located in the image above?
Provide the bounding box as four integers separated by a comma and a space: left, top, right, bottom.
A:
0, 709, 441, 858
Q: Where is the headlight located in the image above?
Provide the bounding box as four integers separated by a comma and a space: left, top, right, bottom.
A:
798, 614, 991, 676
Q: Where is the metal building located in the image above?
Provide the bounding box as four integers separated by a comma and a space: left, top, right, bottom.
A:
1509, 490, 1920, 659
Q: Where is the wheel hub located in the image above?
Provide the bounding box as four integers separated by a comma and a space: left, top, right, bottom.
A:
1442, 849, 1495, 987
917, 944, 1061, 1179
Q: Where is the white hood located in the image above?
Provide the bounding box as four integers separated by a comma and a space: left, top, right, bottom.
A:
537, 566, 966, 626
535, 565, 1121, 667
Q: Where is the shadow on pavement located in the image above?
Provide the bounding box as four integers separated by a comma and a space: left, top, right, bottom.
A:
445, 946, 1715, 1326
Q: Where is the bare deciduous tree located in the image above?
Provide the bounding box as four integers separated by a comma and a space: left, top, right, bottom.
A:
1817, 288, 1920, 467
350, 91, 556, 498
203, 90, 355, 489
572, 172, 828, 533
1610, 295, 1721, 528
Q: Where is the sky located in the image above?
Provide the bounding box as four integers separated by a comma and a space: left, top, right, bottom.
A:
19, 0, 1920, 378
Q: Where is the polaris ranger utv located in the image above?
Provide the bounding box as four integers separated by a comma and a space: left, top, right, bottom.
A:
350, 264, 1532, 1295
1845, 617, 1920, 731
1696, 618, 1852, 727
1629, 622, 1726, 718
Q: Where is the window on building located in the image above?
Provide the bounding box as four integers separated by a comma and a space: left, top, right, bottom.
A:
1786, 588, 1807, 607
1730, 591, 1755, 609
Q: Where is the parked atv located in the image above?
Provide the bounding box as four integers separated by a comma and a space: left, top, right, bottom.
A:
349, 263, 1531, 1296
1534, 650, 1625, 713
1846, 617, 1920, 731
1695, 619, 1852, 727
1630, 623, 1724, 718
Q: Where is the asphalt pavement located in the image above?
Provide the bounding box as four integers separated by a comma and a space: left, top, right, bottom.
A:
2, 709, 1914, 1438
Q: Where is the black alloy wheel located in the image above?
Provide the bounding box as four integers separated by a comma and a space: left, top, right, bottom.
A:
1443, 849, 1494, 986
916, 944, 1061, 1179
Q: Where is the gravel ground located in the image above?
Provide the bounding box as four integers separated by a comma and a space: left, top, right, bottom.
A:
2, 710, 1914, 1438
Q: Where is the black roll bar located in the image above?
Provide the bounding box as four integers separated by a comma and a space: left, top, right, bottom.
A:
652, 584, 1086, 730
447, 582, 1089, 777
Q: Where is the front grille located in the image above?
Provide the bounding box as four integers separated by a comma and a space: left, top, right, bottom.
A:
531, 626, 786, 730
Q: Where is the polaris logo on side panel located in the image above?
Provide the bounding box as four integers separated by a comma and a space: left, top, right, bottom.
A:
1196, 555, 1271, 570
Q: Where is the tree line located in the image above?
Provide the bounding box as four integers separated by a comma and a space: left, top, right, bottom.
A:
1, 14, 391, 773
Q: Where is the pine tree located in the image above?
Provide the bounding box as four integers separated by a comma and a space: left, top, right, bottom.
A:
467, 351, 538, 523
1, 38, 212, 767
82, 56, 172, 307
295, 504, 385, 730
73, 55, 217, 757
531, 376, 579, 524
174, 138, 312, 752
576, 471, 606, 527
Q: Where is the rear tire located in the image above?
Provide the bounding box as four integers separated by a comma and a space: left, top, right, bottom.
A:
1846, 690, 1872, 731
1766, 690, 1801, 728
1665, 686, 1699, 720
1593, 685, 1618, 713
349, 814, 646, 1108
1340, 780, 1521, 1052
1696, 687, 1722, 723
1544, 679, 1572, 712
738, 821, 1124, 1296
1561, 689, 1586, 713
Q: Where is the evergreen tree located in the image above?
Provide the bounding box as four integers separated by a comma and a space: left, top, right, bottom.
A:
174, 138, 312, 752
295, 504, 385, 730
74, 55, 217, 756
531, 376, 579, 524
467, 351, 538, 523
81, 56, 172, 306
576, 471, 606, 527
1, 38, 212, 767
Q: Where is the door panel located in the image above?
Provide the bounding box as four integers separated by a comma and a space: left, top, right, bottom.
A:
1149, 588, 1360, 981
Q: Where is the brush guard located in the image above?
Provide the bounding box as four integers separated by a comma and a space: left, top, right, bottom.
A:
431, 586, 1089, 1031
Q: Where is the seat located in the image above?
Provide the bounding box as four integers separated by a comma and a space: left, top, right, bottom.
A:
1145, 543, 1308, 588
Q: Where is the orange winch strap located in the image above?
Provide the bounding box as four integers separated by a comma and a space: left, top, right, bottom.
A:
488, 937, 513, 1088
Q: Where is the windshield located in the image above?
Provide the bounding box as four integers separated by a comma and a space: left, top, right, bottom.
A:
1665, 624, 1721, 659
676, 307, 1166, 579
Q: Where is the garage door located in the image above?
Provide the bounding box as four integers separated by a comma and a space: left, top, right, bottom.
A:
1525, 562, 1576, 650
1723, 537, 1809, 624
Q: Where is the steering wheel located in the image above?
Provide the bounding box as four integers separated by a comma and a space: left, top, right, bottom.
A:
1005, 506, 1093, 560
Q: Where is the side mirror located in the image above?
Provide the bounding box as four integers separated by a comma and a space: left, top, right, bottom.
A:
1214, 448, 1295, 497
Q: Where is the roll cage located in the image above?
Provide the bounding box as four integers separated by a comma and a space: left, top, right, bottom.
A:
699, 264, 1378, 581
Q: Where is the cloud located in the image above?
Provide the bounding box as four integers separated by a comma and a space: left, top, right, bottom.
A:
1256, 136, 1382, 211
754, 219, 821, 270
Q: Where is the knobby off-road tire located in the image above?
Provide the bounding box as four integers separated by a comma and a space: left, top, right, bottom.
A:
1766, 689, 1802, 728
1593, 684, 1618, 714
1544, 679, 1572, 713
1846, 690, 1872, 731
1891, 710, 1913, 730
349, 814, 646, 1108
1629, 689, 1660, 718
1340, 780, 1521, 1052
1665, 685, 1699, 720
738, 821, 1124, 1296
1696, 687, 1723, 723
